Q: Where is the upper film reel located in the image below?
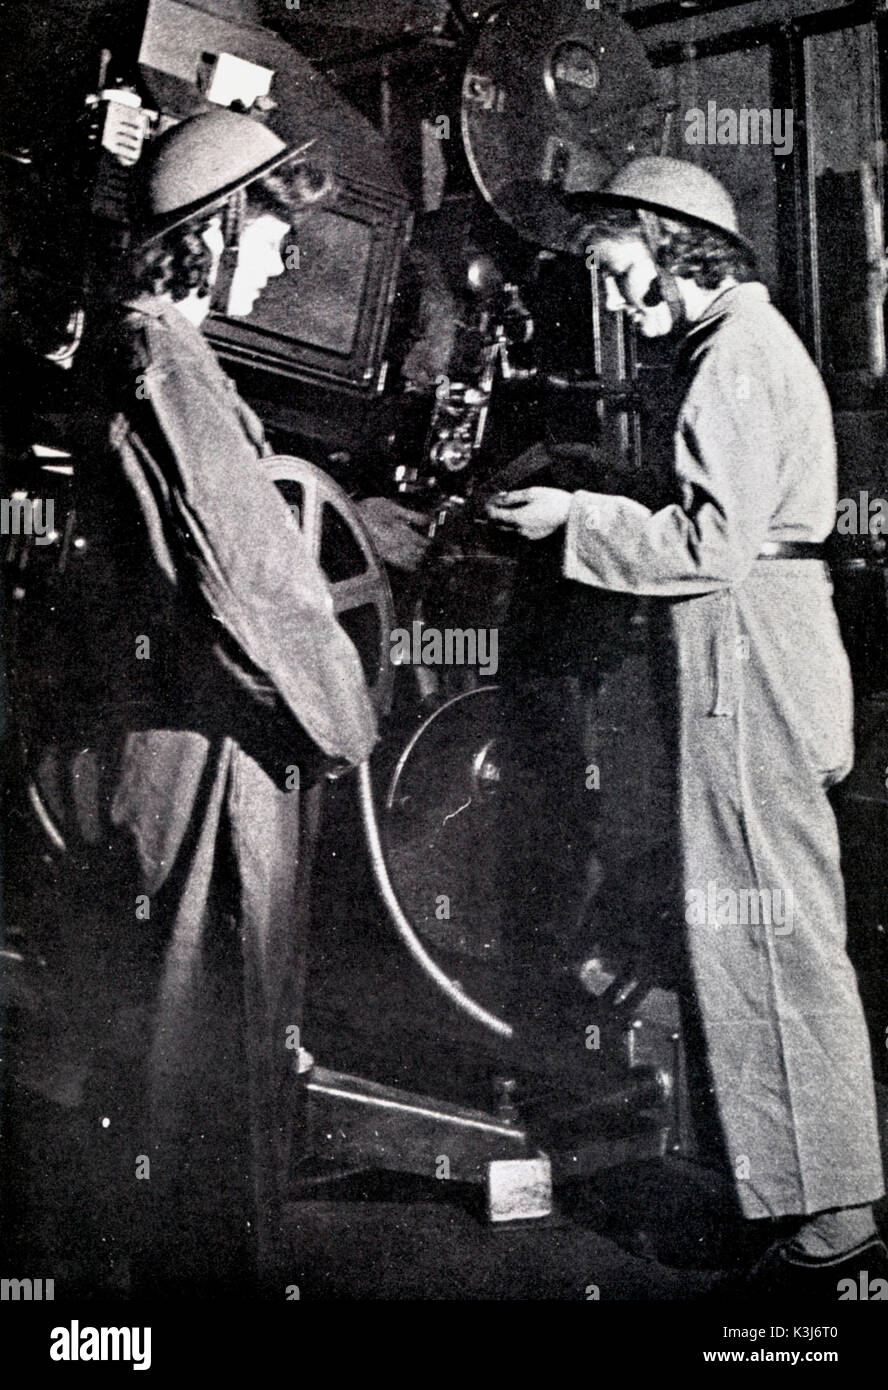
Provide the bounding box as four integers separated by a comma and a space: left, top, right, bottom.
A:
461, 0, 665, 251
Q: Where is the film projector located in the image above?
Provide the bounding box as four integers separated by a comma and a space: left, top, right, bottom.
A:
8, 2, 695, 1225
282, 1, 689, 1219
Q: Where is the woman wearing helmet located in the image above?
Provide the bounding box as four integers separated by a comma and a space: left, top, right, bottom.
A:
487, 156, 886, 1294
8, 110, 377, 1297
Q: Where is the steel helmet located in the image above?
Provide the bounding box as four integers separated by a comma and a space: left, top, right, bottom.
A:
134, 109, 316, 245
568, 155, 755, 256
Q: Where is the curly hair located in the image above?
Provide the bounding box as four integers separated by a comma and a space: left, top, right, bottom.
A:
249, 162, 333, 221
127, 161, 335, 302
575, 204, 757, 289
129, 213, 218, 302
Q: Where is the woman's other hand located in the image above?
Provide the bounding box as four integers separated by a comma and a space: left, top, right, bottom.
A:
486, 487, 573, 541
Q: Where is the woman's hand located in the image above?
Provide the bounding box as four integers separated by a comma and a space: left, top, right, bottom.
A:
357, 497, 430, 571
486, 487, 573, 541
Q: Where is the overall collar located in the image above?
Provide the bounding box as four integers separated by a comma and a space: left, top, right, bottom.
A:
121, 293, 208, 336
677, 281, 770, 369
687, 280, 770, 332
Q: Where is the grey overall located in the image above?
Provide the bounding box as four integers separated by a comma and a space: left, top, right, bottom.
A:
12, 296, 376, 1287
563, 282, 884, 1218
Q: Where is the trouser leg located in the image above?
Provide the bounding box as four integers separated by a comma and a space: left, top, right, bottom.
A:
675, 590, 884, 1219
225, 752, 315, 1293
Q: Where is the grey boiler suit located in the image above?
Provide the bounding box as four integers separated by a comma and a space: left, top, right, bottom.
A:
17, 294, 377, 1289
563, 282, 884, 1219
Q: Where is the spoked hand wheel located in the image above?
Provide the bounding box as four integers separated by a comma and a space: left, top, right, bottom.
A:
264, 455, 395, 719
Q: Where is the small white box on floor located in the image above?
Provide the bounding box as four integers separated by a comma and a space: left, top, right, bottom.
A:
487, 1152, 553, 1223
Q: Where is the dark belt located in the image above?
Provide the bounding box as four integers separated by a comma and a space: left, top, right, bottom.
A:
757, 540, 826, 560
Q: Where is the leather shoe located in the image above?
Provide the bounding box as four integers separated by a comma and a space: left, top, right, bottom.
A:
738, 1235, 888, 1300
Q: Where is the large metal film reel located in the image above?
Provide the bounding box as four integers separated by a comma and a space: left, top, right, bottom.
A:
461, 0, 665, 251
264, 455, 396, 719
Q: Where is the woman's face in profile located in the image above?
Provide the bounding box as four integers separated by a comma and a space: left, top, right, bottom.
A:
227, 213, 291, 318
594, 235, 674, 338
200, 212, 290, 319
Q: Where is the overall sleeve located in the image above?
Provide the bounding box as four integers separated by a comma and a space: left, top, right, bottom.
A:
563, 335, 781, 597
123, 340, 377, 766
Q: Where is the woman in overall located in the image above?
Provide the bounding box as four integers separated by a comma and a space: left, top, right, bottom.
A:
5, 110, 377, 1296
487, 157, 886, 1295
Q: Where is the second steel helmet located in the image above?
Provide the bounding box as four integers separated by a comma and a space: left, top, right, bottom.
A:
566, 155, 755, 256
134, 109, 316, 245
